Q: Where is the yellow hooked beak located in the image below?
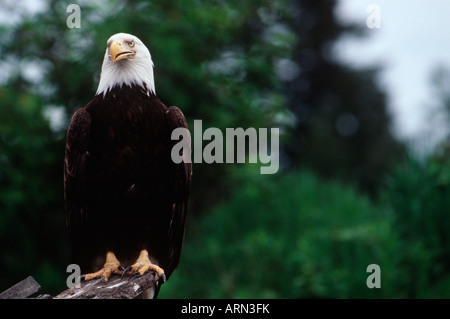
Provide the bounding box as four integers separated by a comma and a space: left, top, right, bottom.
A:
110, 39, 134, 62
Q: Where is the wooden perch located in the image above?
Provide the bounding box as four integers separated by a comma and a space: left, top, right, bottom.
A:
0, 272, 159, 299
0, 276, 41, 299
55, 271, 159, 299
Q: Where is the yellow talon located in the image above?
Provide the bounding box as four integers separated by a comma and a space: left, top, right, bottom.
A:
84, 251, 123, 282
129, 249, 165, 279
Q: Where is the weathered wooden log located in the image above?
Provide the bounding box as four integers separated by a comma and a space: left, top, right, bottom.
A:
54, 271, 159, 299
0, 271, 160, 299
0, 276, 41, 299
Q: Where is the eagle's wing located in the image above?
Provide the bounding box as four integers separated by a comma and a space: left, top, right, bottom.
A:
64, 108, 91, 267
165, 106, 192, 279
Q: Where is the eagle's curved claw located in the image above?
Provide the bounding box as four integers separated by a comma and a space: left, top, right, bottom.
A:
121, 266, 133, 278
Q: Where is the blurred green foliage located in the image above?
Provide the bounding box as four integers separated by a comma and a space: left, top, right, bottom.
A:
0, 0, 449, 298
160, 168, 400, 298
0, 85, 67, 294
383, 152, 450, 298
161, 156, 450, 298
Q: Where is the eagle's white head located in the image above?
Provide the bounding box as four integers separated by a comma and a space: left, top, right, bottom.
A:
96, 33, 156, 97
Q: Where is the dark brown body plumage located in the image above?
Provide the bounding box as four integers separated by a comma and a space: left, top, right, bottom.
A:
64, 84, 191, 283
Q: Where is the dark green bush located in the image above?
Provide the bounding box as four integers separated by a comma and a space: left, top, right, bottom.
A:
162, 156, 450, 298
384, 153, 450, 298
161, 167, 402, 298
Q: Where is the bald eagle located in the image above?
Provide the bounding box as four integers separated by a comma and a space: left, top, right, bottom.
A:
64, 33, 191, 298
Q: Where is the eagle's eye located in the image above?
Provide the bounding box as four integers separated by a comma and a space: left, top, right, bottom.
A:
128, 40, 135, 47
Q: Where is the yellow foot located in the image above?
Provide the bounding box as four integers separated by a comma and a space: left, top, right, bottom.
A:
83, 251, 123, 282
125, 249, 166, 282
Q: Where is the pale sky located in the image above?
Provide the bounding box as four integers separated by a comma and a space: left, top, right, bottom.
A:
335, 0, 450, 153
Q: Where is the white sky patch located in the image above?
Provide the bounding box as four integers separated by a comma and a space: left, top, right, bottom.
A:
335, 0, 450, 152
21, 61, 45, 84
0, 0, 47, 25
43, 106, 67, 133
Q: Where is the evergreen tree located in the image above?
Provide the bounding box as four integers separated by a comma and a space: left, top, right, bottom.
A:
284, 0, 406, 193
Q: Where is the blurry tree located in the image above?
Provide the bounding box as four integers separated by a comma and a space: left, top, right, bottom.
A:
283, 0, 406, 193
162, 159, 450, 299
384, 154, 450, 298
431, 65, 450, 119
0, 83, 67, 294
429, 65, 450, 148
383, 65, 450, 298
